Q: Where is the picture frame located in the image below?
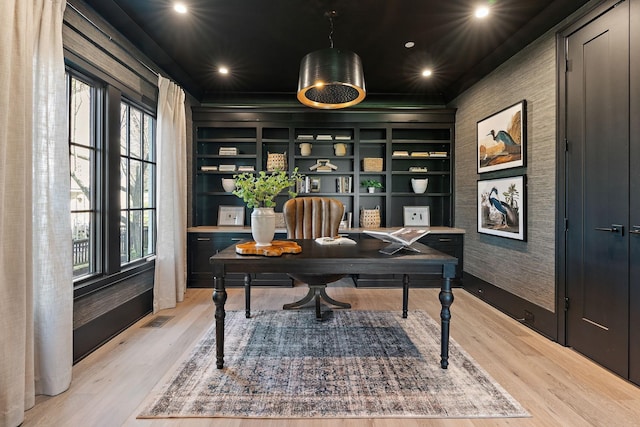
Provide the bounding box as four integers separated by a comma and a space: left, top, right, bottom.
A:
274, 212, 286, 229
310, 178, 321, 192
217, 205, 245, 226
403, 206, 430, 227
477, 175, 526, 241
477, 100, 526, 173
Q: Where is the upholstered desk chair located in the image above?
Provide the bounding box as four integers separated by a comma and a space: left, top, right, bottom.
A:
282, 197, 351, 319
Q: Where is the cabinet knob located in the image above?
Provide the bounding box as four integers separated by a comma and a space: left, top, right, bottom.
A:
631, 226, 640, 235
197, 237, 211, 241
438, 238, 453, 242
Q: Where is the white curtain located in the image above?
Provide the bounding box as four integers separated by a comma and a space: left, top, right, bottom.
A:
0, 1, 72, 426
153, 76, 187, 312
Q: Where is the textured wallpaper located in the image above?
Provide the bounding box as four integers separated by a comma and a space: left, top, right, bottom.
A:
450, 31, 558, 311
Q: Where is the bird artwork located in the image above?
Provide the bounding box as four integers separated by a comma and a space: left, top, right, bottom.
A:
487, 187, 518, 228
478, 106, 523, 169
488, 129, 517, 146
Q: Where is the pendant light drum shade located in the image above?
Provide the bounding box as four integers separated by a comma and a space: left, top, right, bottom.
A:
297, 48, 366, 109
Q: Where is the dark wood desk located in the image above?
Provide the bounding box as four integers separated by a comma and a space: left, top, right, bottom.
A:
210, 238, 458, 369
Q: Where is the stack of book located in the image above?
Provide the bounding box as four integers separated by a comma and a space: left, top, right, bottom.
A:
218, 147, 237, 156
335, 176, 352, 193
410, 152, 430, 157
429, 151, 448, 157
237, 165, 255, 172
219, 164, 237, 172
316, 134, 333, 141
296, 175, 311, 193
201, 165, 218, 172
392, 150, 410, 157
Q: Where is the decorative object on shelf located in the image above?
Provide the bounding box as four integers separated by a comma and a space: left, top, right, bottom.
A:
221, 178, 236, 192
219, 164, 237, 172
217, 205, 245, 226
409, 166, 428, 172
403, 206, 431, 226
300, 143, 312, 156
266, 151, 287, 171
334, 143, 347, 156
411, 178, 428, 194
274, 212, 286, 228
339, 211, 352, 230
201, 165, 218, 171
360, 205, 381, 228
392, 150, 410, 157
477, 174, 526, 241
363, 157, 383, 172
237, 165, 255, 172
310, 178, 321, 192
309, 159, 338, 172
232, 169, 302, 246
477, 100, 526, 173
297, 11, 366, 109
361, 179, 383, 193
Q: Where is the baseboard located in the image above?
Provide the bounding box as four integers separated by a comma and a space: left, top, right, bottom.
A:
462, 272, 558, 341
73, 289, 153, 363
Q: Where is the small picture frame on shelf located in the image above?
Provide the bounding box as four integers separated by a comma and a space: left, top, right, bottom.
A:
310, 178, 321, 192
274, 212, 286, 229
403, 206, 430, 227
217, 205, 245, 226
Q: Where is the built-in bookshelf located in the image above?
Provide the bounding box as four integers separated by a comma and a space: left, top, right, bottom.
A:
192, 109, 455, 229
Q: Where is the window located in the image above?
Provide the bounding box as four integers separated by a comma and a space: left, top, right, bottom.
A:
67, 68, 157, 285
120, 101, 156, 265
68, 73, 100, 279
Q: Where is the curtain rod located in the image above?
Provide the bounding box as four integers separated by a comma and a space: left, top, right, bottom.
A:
67, 2, 160, 78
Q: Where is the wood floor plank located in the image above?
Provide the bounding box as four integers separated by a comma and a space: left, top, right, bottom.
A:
23, 286, 640, 427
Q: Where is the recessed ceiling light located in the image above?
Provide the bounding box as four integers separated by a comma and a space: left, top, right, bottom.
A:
475, 6, 489, 18
405, 41, 415, 49
422, 69, 433, 77
219, 67, 229, 75
174, 3, 187, 14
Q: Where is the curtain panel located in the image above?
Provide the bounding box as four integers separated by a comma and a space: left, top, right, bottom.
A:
153, 76, 187, 312
0, 1, 72, 426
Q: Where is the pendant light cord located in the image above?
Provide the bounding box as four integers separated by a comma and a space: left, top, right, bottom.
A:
326, 10, 337, 49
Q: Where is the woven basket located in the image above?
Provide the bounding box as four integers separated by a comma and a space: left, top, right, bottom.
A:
360, 205, 381, 228
266, 152, 287, 171
363, 158, 383, 172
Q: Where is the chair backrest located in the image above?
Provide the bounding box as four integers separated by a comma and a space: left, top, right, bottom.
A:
282, 197, 344, 239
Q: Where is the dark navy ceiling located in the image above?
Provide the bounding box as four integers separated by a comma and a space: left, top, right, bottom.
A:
81, 0, 591, 104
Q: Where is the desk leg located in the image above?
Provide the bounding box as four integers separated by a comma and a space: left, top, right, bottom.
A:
439, 276, 454, 369
213, 275, 227, 369
402, 274, 409, 318
244, 273, 251, 318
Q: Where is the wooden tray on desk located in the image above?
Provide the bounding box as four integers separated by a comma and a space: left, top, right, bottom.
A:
235, 240, 302, 257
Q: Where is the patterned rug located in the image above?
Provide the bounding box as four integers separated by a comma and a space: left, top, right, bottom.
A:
138, 310, 529, 419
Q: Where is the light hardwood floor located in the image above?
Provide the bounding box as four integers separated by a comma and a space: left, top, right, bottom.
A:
24, 285, 640, 427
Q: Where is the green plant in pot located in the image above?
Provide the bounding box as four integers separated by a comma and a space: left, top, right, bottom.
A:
362, 179, 383, 193
233, 168, 301, 246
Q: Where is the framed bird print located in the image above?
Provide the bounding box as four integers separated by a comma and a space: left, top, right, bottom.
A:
477, 100, 526, 173
477, 175, 526, 241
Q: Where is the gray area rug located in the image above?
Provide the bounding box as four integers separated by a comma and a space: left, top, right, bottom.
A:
138, 310, 529, 419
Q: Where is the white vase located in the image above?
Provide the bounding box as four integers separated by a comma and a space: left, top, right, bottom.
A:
221, 178, 236, 192
411, 178, 428, 194
251, 207, 276, 247
368, 187, 375, 193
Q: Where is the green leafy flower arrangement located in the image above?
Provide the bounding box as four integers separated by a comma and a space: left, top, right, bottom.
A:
232, 168, 302, 208
361, 179, 383, 189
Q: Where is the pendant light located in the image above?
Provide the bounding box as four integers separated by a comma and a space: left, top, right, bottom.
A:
297, 11, 366, 109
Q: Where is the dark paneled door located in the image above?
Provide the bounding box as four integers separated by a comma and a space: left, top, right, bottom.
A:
629, 0, 640, 386
565, 2, 630, 378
